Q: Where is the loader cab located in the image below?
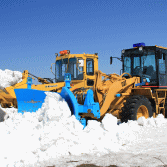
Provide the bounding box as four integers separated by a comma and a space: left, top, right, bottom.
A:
122, 43, 167, 89
54, 51, 98, 87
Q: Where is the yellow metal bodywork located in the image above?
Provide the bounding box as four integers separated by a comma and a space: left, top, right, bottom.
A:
90, 69, 167, 121
92, 70, 141, 120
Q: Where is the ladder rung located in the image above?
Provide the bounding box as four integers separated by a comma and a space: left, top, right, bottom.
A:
157, 98, 165, 100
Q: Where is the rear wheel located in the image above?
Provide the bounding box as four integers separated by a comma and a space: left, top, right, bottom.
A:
121, 95, 153, 123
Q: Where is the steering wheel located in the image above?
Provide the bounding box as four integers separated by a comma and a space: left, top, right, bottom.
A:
134, 66, 142, 71
133, 66, 143, 75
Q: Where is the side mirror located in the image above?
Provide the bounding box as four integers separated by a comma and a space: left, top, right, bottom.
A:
110, 56, 112, 64
157, 50, 162, 59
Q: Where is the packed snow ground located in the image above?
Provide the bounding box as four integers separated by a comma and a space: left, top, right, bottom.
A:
0, 69, 167, 167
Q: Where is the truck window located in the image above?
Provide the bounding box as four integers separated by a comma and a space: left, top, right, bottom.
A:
68, 58, 84, 80
86, 58, 94, 75
159, 55, 165, 74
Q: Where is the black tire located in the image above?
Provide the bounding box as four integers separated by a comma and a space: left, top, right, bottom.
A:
120, 95, 153, 123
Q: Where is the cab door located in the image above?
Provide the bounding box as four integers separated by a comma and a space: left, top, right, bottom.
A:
86, 58, 94, 86
157, 49, 167, 88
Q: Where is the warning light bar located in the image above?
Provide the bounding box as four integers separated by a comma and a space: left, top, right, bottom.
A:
59, 50, 70, 55
133, 43, 145, 47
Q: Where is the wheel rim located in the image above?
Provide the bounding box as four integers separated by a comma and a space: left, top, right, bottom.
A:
137, 105, 149, 119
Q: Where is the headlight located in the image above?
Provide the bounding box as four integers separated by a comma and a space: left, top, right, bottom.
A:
139, 47, 143, 51
122, 49, 125, 54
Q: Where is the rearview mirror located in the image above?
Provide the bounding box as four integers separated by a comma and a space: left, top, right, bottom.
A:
110, 56, 112, 64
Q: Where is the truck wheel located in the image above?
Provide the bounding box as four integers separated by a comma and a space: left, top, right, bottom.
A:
121, 95, 153, 123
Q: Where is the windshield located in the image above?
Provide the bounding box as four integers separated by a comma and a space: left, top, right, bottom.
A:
55, 58, 84, 82
123, 49, 156, 82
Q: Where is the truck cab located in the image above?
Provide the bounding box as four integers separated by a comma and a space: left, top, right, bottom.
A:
121, 43, 167, 89
55, 50, 98, 89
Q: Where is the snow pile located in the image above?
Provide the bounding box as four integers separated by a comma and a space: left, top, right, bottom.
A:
36, 92, 72, 123
0, 69, 22, 89
0, 69, 167, 166
137, 114, 167, 127
1, 99, 166, 166
0, 94, 122, 166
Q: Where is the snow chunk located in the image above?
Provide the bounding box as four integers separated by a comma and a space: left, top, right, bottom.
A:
137, 116, 148, 126
101, 113, 118, 132
154, 114, 166, 127
0, 69, 22, 89
36, 91, 71, 123
147, 117, 156, 127
138, 114, 167, 127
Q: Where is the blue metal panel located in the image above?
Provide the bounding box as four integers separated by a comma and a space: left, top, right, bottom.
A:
135, 82, 146, 86
27, 77, 32, 89
60, 86, 79, 117
64, 73, 71, 89
60, 87, 100, 128
14, 89, 47, 114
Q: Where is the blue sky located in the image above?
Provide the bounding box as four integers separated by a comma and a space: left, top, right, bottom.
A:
0, 0, 167, 83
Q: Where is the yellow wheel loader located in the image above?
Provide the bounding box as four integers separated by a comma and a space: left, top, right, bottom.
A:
0, 50, 98, 108
93, 42, 167, 123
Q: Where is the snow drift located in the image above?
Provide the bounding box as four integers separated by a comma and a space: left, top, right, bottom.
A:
0, 69, 167, 167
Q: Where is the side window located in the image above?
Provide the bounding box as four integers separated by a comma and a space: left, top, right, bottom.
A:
62, 64, 68, 76
159, 55, 165, 75
56, 62, 60, 79
74, 64, 76, 78
78, 59, 83, 75
123, 56, 131, 74
86, 58, 94, 75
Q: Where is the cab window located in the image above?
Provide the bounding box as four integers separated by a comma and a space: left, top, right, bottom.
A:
86, 58, 94, 75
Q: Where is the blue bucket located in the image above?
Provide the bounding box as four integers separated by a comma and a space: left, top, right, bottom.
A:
14, 89, 48, 114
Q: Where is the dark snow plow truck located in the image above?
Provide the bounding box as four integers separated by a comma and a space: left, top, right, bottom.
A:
13, 43, 167, 128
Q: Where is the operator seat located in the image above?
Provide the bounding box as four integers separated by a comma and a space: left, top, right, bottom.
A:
145, 65, 156, 79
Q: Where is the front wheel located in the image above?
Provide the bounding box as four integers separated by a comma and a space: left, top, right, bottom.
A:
121, 95, 153, 123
